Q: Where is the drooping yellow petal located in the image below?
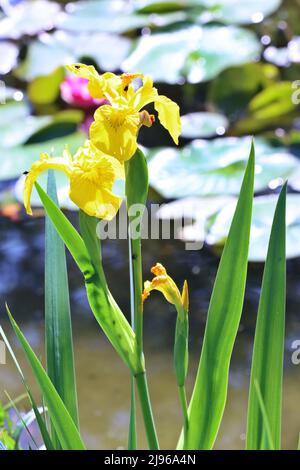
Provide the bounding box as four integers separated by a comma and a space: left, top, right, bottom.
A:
154, 95, 181, 145
130, 75, 181, 144
131, 75, 157, 110
90, 105, 140, 162
24, 153, 72, 215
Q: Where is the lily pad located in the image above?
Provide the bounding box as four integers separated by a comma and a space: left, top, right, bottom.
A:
0, 132, 85, 181
181, 112, 228, 138
207, 194, 300, 261
122, 25, 261, 84
0, 100, 83, 147
16, 31, 131, 80
0, 0, 61, 39
0, 115, 53, 147
198, 0, 282, 25
57, 0, 187, 33
0, 101, 30, 127
147, 137, 300, 198
0, 41, 19, 74
134, 0, 281, 24
156, 195, 235, 244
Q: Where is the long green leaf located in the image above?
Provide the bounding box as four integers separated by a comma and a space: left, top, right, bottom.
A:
253, 381, 275, 450
45, 171, 79, 437
182, 142, 255, 450
0, 326, 54, 450
35, 182, 91, 275
78, 211, 141, 374
246, 184, 286, 450
36, 183, 141, 375
5, 307, 85, 450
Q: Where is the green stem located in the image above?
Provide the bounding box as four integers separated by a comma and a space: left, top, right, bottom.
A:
128, 375, 137, 450
130, 236, 143, 357
135, 372, 159, 450
128, 236, 137, 450
178, 385, 189, 446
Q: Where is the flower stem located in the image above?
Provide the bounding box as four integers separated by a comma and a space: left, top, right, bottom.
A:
125, 150, 159, 449
128, 236, 137, 450
135, 372, 159, 450
128, 375, 137, 450
130, 236, 143, 357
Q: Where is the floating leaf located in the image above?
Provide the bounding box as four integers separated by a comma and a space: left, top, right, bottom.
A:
15, 35, 74, 81
181, 112, 228, 138
0, 101, 29, 127
57, 0, 147, 33
0, 115, 53, 147
148, 137, 299, 197
16, 31, 131, 80
207, 193, 300, 261
0, 0, 61, 39
157, 195, 235, 245
0, 132, 85, 181
199, 0, 282, 25
0, 41, 18, 74
209, 62, 278, 115
28, 67, 65, 105
134, 0, 282, 24
123, 26, 261, 84
0, 105, 83, 148
134, 0, 190, 13
57, 0, 186, 34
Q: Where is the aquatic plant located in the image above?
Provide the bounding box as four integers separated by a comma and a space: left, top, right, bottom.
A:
0, 65, 291, 451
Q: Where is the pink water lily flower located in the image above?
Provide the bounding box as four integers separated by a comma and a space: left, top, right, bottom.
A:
60, 74, 109, 109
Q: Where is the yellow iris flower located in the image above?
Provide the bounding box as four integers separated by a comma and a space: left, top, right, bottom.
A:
24, 141, 124, 220
142, 263, 188, 313
67, 64, 181, 162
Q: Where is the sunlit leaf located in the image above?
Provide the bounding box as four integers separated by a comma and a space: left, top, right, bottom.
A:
45, 171, 79, 441
123, 25, 261, 84
180, 143, 254, 449
208, 193, 299, 261
0, 0, 61, 39
246, 185, 286, 449
16, 31, 131, 80
199, 0, 282, 25
181, 112, 228, 138
0, 42, 18, 74
147, 137, 299, 197
0, 132, 85, 181
4, 309, 85, 450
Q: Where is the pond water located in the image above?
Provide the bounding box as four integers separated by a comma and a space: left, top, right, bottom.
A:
0, 215, 299, 449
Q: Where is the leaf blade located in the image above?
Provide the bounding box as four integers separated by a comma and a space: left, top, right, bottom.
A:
183, 142, 255, 450
246, 184, 286, 450
45, 171, 79, 440
5, 307, 85, 450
